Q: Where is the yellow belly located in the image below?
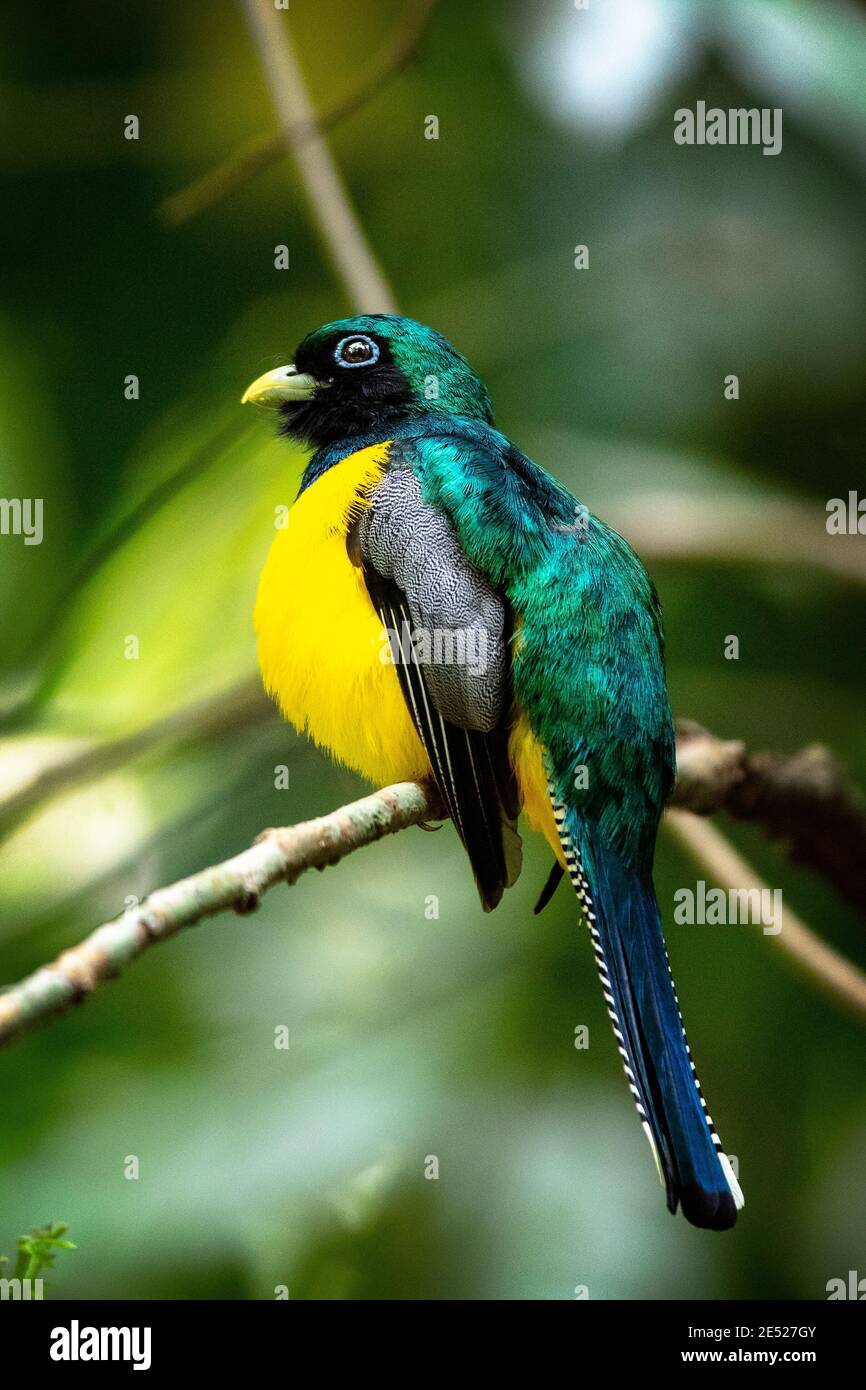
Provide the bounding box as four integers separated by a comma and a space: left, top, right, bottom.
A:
255, 442, 564, 864
255, 443, 431, 785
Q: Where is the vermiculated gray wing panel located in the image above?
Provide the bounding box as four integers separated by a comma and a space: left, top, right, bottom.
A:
352, 461, 520, 911
355, 467, 508, 732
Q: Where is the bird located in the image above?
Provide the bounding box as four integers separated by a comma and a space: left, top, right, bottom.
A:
243, 314, 744, 1230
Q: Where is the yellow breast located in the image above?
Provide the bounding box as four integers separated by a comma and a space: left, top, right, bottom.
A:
254, 442, 431, 786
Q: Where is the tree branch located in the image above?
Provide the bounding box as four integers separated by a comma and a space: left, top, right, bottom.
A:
238, 0, 397, 313
158, 0, 439, 228
672, 722, 866, 918
0, 781, 441, 1047
665, 809, 866, 1021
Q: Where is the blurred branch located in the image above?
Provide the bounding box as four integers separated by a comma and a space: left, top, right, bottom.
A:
666, 809, 866, 1022
4, 2, 415, 733
4, 0, 412, 737
8, 684, 865, 922
159, 0, 439, 228
0, 781, 440, 1047
612, 494, 866, 588
673, 721, 866, 918
0, 677, 272, 842
239, 0, 397, 313
0, 417, 251, 733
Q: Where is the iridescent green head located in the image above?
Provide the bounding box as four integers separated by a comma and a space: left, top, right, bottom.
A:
242, 314, 494, 446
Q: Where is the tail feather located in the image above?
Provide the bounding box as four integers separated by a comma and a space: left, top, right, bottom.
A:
552, 795, 743, 1230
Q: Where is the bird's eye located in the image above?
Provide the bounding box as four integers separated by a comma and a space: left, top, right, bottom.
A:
334, 334, 379, 368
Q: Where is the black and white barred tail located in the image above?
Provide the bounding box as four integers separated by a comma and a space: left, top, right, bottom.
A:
551, 792, 743, 1230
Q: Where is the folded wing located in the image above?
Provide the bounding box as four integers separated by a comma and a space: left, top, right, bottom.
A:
351, 463, 521, 910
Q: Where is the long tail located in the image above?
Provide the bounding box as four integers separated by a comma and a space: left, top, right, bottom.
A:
553, 798, 744, 1230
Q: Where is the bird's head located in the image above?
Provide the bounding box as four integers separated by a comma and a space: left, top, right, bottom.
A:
241, 314, 493, 447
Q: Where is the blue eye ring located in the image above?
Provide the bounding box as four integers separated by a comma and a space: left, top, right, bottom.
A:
334, 334, 380, 368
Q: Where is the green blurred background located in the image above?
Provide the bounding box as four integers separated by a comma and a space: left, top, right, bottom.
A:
1, 0, 865, 1299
